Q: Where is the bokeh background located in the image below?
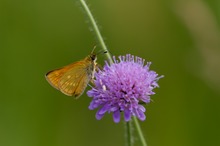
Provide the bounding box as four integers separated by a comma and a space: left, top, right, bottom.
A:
1, 0, 220, 146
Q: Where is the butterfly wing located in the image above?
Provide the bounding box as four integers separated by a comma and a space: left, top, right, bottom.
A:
46, 55, 96, 98
45, 62, 79, 90
58, 62, 92, 98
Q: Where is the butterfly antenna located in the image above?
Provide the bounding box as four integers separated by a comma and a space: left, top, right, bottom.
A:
91, 45, 97, 54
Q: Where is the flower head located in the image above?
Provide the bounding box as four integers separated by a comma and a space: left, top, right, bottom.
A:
87, 54, 163, 123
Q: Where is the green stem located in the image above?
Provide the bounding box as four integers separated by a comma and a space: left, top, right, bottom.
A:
133, 117, 148, 146
79, 0, 113, 64
125, 121, 133, 146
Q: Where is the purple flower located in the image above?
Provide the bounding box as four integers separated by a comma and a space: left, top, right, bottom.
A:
87, 54, 163, 123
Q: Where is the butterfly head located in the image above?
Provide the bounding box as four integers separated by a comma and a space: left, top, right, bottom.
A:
89, 53, 97, 61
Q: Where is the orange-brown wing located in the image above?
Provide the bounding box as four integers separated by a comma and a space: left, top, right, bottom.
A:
45, 61, 83, 90
58, 63, 92, 98
74, 74, 90, 98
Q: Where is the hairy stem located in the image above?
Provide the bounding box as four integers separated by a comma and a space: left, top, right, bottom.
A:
79, 0, 113, 64
125, 121, 133, 146
133, 117, 148, 146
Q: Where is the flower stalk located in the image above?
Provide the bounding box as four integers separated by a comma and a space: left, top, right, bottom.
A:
79, 0, 113, 64
133, 117, 148, 146
125, 121, 133, 146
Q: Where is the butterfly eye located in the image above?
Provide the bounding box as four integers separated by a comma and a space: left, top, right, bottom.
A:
90, 54, 97, 61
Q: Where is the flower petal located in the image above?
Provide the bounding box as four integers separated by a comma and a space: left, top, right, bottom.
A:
98, 104, 110, 115
95, 112, 105, 120
124, 109, 131, 122
138, 105, 146, 112
138, 111, 146, 121
113, 110, 121, 123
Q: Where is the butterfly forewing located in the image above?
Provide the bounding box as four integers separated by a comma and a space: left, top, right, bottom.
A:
58, 62, 92, 97
45, 62, 80, 89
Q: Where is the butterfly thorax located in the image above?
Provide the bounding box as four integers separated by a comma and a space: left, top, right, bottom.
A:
84, 54, 97, 78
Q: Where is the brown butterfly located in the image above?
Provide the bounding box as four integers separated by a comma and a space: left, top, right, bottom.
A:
45, 48, 98, 98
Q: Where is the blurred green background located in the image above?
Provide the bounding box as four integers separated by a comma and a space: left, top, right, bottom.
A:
1, 0, 220, 146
